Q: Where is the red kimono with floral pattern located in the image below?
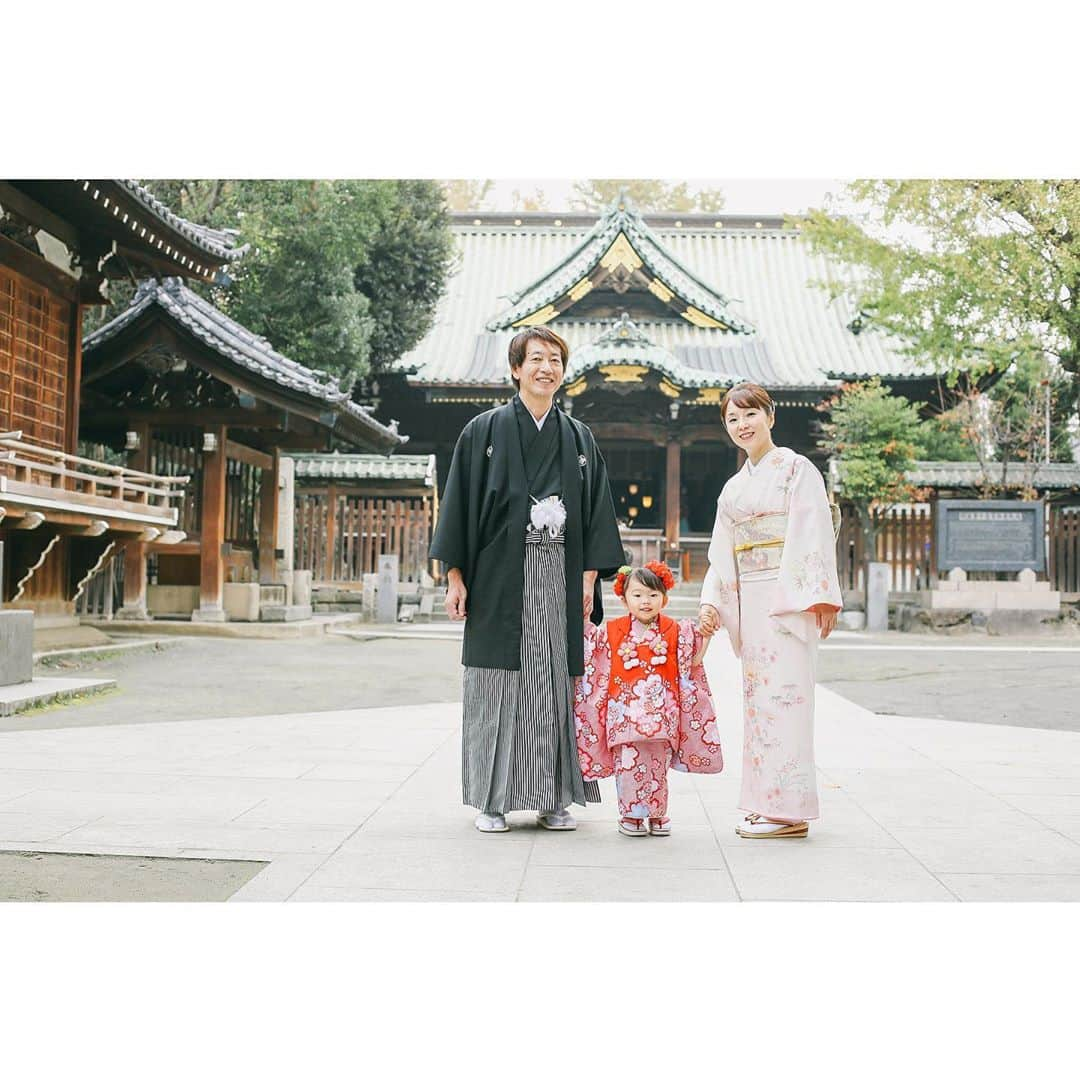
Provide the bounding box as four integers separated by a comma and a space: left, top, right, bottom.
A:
574, 614, 723, 780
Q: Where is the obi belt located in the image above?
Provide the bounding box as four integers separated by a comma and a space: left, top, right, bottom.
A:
733, 511, 788, 577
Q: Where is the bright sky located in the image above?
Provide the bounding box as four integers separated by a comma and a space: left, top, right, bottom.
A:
481, 178, 852, 214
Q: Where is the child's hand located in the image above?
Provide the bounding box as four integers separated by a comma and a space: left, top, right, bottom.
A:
698, 604, 719, 637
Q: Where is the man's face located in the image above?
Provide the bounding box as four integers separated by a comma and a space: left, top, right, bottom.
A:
513, 339, 565, 400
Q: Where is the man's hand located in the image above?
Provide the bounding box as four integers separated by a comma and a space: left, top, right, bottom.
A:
445, 569, 467, 621
698, 604, 719, 637
583, 570, 598, 620
811, 603, 838, 639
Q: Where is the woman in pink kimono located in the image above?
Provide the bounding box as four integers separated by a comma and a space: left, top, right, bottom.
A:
699, 383, 841, 839
574, 562, 723, 837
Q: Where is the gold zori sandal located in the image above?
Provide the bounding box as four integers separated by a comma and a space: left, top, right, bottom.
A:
736, 813, 809, 839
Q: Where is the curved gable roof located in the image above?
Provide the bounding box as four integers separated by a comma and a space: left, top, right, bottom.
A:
485, 194, 754, 334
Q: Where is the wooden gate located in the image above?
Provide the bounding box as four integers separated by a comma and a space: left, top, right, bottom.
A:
294, 491, 432, 584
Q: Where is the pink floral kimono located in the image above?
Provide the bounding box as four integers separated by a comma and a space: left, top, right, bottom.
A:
574, 614, 723, 822
699, 446, 842, 823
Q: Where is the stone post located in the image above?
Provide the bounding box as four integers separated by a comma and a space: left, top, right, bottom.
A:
376, 554, 399, 623
866, 561, 890, 632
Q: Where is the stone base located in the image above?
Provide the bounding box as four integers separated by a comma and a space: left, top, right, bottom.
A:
260, 604, 314, 623
0, 675, 116, 717
115, 604, 150, 621
913, 607, 1063, 635
0, 610, 34, 687
191, 606, 228, 623
837, 610, 866, 631
223, 583, 260, 622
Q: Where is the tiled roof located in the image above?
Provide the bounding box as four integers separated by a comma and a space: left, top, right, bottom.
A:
83, 278, 405, 451
564, 313, 755, 389
907, 460, 1080, 491
290, 453, 436, 485
114, 181, 245, 262
486, 195, 754, 334
398, 211, 924, 389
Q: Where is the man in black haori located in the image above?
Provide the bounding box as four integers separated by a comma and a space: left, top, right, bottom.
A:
430, 327, 624, 833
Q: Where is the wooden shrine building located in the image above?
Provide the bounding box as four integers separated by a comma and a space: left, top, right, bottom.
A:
80, 278, 405, 622
0, 179, 240, 636
376, 195, 945, 580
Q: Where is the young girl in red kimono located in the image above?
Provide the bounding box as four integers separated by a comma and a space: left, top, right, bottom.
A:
574, 562, 723, 836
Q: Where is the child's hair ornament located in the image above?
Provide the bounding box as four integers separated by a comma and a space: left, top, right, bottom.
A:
613, 561, 675, 598
644, 561, 676, 591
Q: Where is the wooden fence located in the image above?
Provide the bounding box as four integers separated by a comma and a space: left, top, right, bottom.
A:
294, 491, 433, 584
835, 502, 935, 594
1049, 504, 1080, 599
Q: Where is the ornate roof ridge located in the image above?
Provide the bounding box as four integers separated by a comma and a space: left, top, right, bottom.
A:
484, 193, 755, 335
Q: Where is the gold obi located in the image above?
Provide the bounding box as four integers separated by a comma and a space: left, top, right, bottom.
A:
733, 512, 788, 575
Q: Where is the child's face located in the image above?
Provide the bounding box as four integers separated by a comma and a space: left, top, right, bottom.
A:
622, 581, 668, 623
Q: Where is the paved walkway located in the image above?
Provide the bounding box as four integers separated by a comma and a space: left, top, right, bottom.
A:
1, 644, 1078, 901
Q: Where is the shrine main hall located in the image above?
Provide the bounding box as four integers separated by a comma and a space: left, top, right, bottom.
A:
376, 195, 929, 579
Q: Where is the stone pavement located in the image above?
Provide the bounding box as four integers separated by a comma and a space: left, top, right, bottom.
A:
1, 642, 1079, 901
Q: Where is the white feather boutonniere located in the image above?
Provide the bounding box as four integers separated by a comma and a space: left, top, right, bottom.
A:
529, 495, 567, 537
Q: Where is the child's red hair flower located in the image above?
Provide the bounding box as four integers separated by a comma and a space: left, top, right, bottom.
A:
612, 565, 633, 598
644, 561, 676, 591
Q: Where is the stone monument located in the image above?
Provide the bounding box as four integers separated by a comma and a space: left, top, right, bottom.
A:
924, 499, 1060, 629
376, 555, 399, 623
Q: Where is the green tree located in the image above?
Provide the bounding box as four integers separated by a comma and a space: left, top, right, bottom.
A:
915, 409, 978, 462
570, 179, 726, 214
88, 180, 453, 383
818, 379, 925, 565
799, 180, 1080, 447
353, 180, 455, 371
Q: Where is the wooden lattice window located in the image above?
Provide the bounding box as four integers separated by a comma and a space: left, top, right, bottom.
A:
0, 266, 71, 450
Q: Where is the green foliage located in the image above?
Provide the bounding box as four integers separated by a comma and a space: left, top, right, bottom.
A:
915, 411, 978, 461
986, 353, 1077, 464
570, 180, 726, 214
89, 180, 453, 382
352, 180, 455, 370
818, 379, 924, 545
801, 181, 1080, 379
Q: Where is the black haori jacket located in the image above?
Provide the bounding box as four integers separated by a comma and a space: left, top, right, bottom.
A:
430, 397, 624, 675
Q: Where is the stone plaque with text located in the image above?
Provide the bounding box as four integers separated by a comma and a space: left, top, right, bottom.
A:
936, 499, 1045, 572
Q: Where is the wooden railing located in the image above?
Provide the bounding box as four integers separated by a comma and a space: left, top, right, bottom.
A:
0, 429, 189, 523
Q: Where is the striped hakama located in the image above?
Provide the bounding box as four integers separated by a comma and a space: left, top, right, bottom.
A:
462, 528, 601, 814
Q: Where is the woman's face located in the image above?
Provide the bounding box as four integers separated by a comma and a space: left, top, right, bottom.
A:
512, 339, 565, 402
725, 400, 775, 460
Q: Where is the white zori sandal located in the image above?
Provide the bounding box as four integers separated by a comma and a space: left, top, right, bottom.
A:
736, 813, 809, 839
618, 817, 649, 837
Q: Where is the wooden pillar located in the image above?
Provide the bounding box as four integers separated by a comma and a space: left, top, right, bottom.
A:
258, 448, 281, 585
116, 420, 151, 620
664, 438, 681, 555
193, 425, 228, 621
325, 483, 339, 582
